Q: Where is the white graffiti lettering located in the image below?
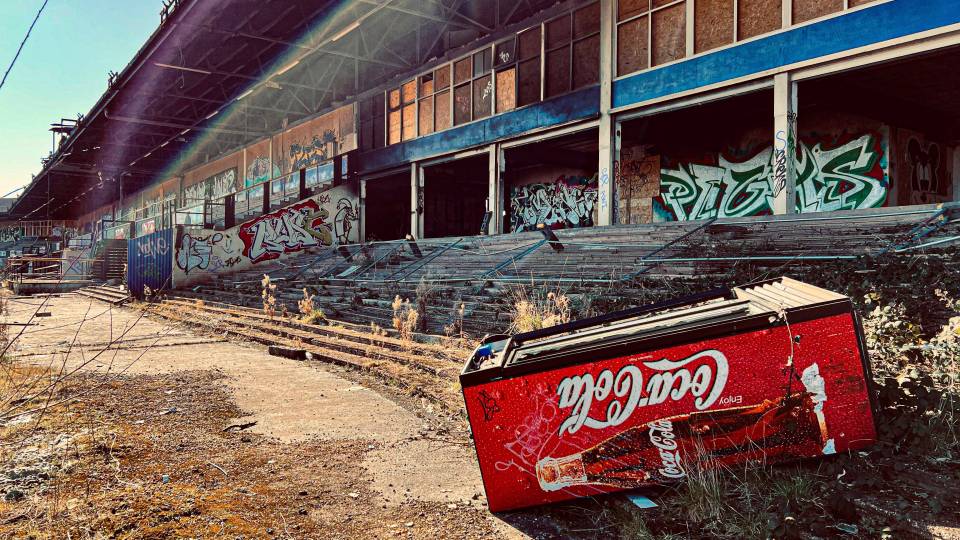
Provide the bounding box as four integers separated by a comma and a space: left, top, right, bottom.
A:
245, 206, 327, 263
177, 233, 222, 274
510, 175, 599, 232
556, 350, 729, 436
183, 168, 237, 204
660, 134, 886, 220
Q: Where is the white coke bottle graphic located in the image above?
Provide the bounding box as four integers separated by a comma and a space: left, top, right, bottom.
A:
536, 391, 825, 492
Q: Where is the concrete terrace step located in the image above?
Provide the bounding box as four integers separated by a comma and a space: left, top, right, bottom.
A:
147, 303, 464, 413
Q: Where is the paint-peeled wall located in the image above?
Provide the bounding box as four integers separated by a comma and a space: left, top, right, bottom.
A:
173, 182, 360, 287
616, 114, 893, 222
507, 166, 599, 232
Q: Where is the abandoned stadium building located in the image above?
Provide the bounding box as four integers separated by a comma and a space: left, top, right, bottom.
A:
3, 0, 960, 296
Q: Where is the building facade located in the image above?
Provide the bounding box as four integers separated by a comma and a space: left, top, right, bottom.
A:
24, 1, 960, 251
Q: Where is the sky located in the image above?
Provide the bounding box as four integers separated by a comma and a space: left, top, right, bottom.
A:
0, 1, 159, 196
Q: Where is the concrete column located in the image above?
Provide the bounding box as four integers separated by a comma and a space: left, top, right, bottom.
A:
597, 0, 615, 226
410, 163, 423, 238
359, 178, 367, 242
773, 73, 798, 215
487, 145, 499, 235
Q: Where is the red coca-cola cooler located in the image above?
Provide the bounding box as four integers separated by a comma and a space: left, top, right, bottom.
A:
460, 277, 877, 512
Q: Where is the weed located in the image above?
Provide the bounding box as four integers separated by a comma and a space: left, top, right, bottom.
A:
443, 303, 466, 339
260, 274, 277, 318
391, 295, 418, 343
414, 279, 436, 333
297, 288, 325, 325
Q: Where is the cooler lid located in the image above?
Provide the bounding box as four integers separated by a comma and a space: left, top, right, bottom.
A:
460, 277, 850, 386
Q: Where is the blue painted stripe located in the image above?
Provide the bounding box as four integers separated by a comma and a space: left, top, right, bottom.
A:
614, 0, 960, 109
358, 86, 600, 174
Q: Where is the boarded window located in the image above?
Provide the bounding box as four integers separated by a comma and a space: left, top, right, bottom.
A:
617, 16, 649, 76
793, 0, 844, 24
473, 75, 492, 119
388, 110, 401, 145
651, 2, 685, 67
454, 84, 471, 125
435, 90, 451, 130
546, 15, 571, 48
518, 27, 541, 60
496, 68, 516, 113
518, 58, 541, 106
401, 80, 416, 104
574, 3, 601, 38
435, 65, 451, 90
546, 46, 571, 98
738, 0, 782, 40
402, 103, 416, 141
619, 0, 650, 21
454, 58, 472, 84
695, 0, 734, 53
388, 89, 401, 109
419, 97, 434, 135
420, 74, 434, 96
573, 35, 599, 89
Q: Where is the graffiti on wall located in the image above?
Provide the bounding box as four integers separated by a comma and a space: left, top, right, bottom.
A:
510, 175, 599, 232
898, 135, 953, 204
176, 232, 242, 275
173, 184, 360, 285
183, 168, 237, 204
658, 134, 887, 221
277, 104, 356, 174
0, 226, 23, 243
238, 194, 359, 264
245, 156, 272, 188
239, 198, 331, 264
289, 132, 340, 172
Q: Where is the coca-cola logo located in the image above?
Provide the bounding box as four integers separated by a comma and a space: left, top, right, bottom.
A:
648, 420, 686, 479
555, 349, 729, 435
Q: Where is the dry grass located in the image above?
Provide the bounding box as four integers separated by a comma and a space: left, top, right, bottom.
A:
508, 288, 571, 333
391, 295, 418, 343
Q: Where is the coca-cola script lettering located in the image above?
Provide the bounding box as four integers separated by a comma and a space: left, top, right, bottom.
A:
648, 420, 686, 479
555, 350, 729, 435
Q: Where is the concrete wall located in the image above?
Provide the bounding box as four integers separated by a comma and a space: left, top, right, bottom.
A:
615, 112, 898, 222
173, 182, 360, 288
506, 165, 599, 232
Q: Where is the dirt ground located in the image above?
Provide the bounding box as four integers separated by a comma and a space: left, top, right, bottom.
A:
0, 294, 529, 539
1, 289, 958, 539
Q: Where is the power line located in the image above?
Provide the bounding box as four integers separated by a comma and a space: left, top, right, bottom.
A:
0, 0, 50, 93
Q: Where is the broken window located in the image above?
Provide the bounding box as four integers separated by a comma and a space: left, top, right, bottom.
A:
358, 95, 385, 152
545, 14, 571, 98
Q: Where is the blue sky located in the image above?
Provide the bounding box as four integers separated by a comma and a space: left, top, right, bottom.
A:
0, 1, 158, 195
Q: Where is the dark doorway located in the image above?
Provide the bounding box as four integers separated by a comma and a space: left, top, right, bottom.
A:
364, 172, 411, 241
422, 154, 489, 238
